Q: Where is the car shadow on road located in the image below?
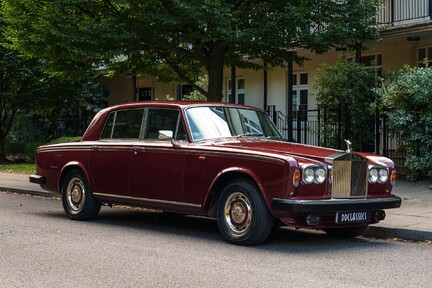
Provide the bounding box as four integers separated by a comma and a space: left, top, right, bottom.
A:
42, 204, 395, 253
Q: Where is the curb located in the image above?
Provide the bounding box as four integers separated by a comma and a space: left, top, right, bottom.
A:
364, 226, 432, 242
0, 186, 56, 198
1, 186, 431, 242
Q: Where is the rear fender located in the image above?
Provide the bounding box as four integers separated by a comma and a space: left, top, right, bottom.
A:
58, 161, 94, 193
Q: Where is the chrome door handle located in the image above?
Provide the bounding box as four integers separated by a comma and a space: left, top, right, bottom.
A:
132, 146, 145, 154
91, 145, 102, 151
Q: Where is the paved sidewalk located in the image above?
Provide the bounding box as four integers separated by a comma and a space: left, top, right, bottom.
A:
1, 171, 431, 241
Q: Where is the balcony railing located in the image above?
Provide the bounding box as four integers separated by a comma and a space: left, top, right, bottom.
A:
375, 0, 432, 26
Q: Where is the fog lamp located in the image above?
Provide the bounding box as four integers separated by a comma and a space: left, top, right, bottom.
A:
306, 214, 321, 226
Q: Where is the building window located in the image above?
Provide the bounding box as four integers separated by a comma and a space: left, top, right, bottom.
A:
227, 78, 245, 104
418, 47, 432, 66
181, 84, 194, 98
139, 87, 153, 101
291, 73, 308, 120
360, 54, 383, 77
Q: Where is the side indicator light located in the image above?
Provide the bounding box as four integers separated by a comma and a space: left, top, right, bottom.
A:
293, 169, 300, 188
391, 171, 397, 185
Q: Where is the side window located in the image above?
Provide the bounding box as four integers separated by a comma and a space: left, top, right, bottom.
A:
100, 113, 115, 139
100, 109, 144, 139
145, 108, 184, 140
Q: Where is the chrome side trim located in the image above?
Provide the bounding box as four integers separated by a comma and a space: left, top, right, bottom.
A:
38, 145, 93, 152
93, 192, 202, 208
37, 144, 285, 164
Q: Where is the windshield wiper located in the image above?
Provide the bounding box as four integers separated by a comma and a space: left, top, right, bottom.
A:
237, 133, 264, 138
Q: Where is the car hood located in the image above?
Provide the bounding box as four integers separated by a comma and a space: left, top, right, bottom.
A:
203, 138, 394, 167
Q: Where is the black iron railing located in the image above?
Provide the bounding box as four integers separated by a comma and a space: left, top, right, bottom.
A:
267, 105, 405, 169
375, 0, 431, 25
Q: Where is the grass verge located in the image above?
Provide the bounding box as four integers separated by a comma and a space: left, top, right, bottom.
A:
0, 163, 36, 174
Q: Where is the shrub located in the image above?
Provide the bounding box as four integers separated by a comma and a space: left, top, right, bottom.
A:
314, 60, 378, 151
376, 65, 432, 180
24, 142, 43, 162
48, 136, 81, 144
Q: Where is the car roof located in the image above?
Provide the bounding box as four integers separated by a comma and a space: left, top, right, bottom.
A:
102, 100, 261, 112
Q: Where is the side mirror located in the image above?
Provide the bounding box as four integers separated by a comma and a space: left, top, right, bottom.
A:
158, 130, 174, 142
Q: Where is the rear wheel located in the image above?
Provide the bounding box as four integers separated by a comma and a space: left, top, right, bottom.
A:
61, 170, 101, 220
324, 225, 368, 238
217, 179, 273, 245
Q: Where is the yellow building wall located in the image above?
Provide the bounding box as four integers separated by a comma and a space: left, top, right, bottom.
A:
98, 35, 432, 113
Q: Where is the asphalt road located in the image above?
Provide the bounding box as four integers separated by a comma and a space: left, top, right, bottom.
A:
1, 191, 431, 288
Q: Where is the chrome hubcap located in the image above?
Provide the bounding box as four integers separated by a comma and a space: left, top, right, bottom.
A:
66, 177, 86, 213
224, 192, 252, 237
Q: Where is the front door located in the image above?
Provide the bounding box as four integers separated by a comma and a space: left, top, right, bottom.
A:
129, 108, 188, 208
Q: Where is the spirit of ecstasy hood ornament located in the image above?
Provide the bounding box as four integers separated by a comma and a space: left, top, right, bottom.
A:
344, 139, 352, 153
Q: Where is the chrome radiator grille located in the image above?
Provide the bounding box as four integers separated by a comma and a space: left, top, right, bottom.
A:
332, 158, 368, 198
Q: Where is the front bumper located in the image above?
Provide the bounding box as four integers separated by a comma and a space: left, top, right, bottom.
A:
271, 196, 402, 213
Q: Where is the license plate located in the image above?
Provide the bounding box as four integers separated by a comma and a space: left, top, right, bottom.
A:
336, 211, 371, 224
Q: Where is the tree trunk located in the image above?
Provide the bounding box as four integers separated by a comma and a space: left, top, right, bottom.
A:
206, 43, 225, 102
0, 137, 6, 163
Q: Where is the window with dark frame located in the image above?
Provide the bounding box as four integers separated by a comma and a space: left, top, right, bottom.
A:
144, 108, 186, 141
227, 78, 246, 104
139, 87, 153, 101
418, 47, 432, 67
100, 109, 145, 139
291, 73, 308, 121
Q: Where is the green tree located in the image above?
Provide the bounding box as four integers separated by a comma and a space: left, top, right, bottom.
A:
0, 18, 46, 161
2, 0, 382, 102
314, 59, 378, 151
0, 2, 105, 162
377, 65, 432, 180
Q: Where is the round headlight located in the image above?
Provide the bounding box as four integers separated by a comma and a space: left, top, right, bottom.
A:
378, 169, 389, 183
315, 168, 326, 184
303, 167, 315, 184
369, 168, 378, 183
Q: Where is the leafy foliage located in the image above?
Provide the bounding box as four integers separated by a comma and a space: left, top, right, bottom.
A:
314, 60, 378, 151
377, 65, 432, 180
0, 1, 106, 162
2, 0, 382, 101
183, 75, 208, 101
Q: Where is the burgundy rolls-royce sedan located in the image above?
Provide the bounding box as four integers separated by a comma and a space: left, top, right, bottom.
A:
30, 101, 401, 245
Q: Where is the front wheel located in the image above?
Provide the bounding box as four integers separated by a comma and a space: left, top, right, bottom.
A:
217, 179, 273, 246
61, 170, 101, 220
324, 225, 368, 238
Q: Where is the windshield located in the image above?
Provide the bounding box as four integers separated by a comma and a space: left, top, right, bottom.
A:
185, 106, 283, 141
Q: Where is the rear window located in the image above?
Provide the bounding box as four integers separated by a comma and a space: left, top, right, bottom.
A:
100, 109, 144, 139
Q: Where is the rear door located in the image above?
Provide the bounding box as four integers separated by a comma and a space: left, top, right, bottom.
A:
89, 108, 144, 196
